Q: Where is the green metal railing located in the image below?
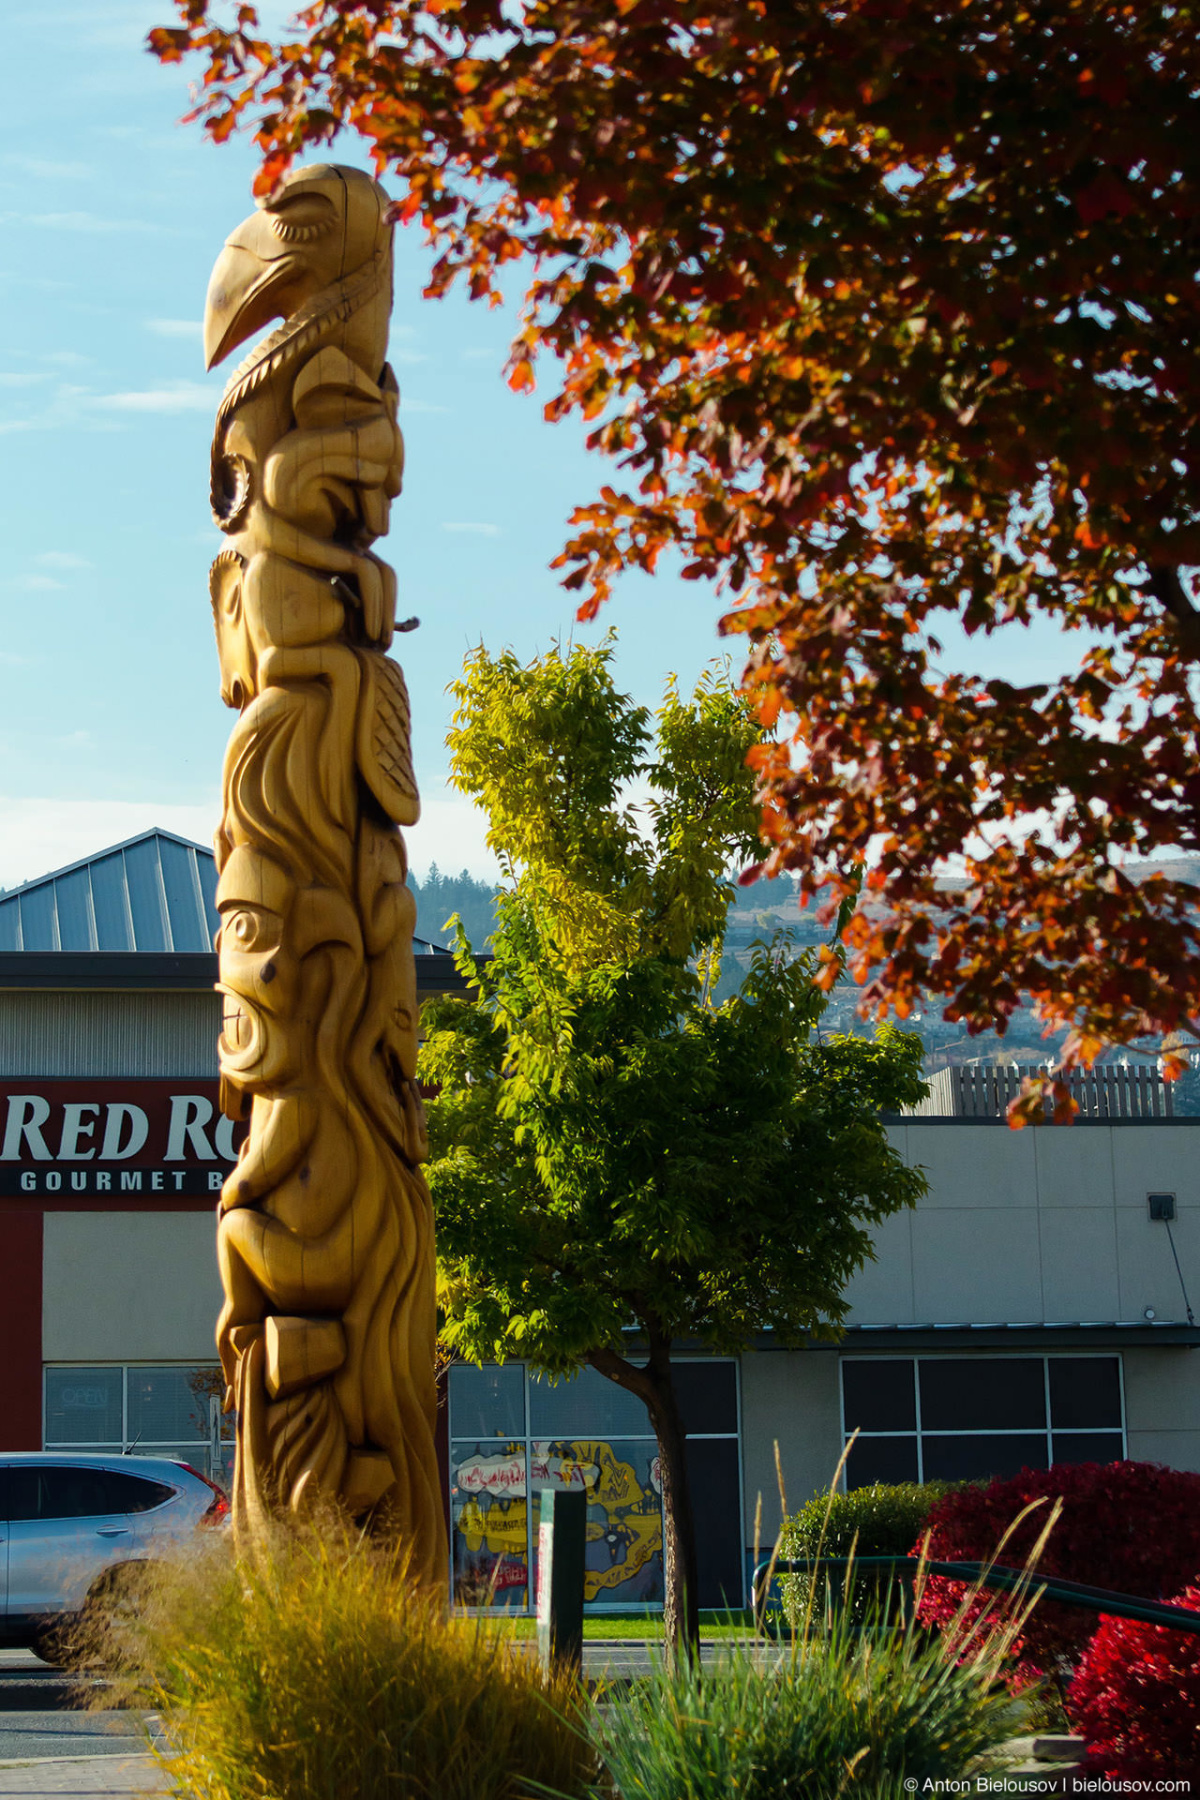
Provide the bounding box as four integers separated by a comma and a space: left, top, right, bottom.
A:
752, 1556, 1200, 1637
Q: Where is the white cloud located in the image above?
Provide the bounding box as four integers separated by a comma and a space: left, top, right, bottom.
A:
147, 318, 204, 340
390, 348, 429, 366
441, 521, 501, 537
2, 574, 65, 592
42, 351, 91, 368
405, 797, 499, 884
0, 792, 498, 896
3, 155, 94, 182
0, 372, 47, 387
33, 552, 93, 570
87, 381, 218, 414
0, 796, 223, 892
401, 399, 451, 415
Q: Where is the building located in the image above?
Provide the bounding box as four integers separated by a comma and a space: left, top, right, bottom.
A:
2, 833, 1198, 1610
0, 830, 470, 1485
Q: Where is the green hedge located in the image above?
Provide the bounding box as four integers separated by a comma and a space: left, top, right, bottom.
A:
774, 1482, 959, 1628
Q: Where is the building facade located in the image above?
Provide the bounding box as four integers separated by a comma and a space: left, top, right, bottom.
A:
2, 832, 1198, 1610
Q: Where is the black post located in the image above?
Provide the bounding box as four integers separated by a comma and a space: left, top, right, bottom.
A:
536, 1487, 587, 1678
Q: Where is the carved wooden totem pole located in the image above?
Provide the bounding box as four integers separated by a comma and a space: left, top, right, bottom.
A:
202, 163, 446, 1581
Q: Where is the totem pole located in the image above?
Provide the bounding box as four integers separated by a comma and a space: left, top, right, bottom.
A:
202, 163, 446, 1582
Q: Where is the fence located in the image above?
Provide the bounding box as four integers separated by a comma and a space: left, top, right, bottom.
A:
752, 1556, 1200, 1636
906, 1062, 1172, 1120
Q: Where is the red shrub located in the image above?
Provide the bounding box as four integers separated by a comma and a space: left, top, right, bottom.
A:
1068, 1580, 1200, 1780
915, 1462, 1200, 1677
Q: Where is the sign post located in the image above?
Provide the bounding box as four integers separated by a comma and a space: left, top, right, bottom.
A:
536, 1487, 587, 1679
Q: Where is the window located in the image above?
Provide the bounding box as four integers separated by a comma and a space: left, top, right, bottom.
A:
840, 1356, 1124, 1488
448, 1361, 741, 1612
43, 1365, 234, 1486
0, 1465, 171, 1522
104, 1471, 176, 1513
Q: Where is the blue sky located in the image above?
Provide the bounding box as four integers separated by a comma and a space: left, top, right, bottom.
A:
1, 2, 1078, 893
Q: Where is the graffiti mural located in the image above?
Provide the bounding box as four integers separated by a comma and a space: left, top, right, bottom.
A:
450, 1436, 664, 1606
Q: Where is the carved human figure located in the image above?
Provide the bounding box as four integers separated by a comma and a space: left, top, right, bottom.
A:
202, 163, 445, 1581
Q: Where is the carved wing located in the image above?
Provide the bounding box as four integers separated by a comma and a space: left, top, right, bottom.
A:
356, 652, 420, 825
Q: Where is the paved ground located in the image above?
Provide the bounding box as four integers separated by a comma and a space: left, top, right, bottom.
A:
0, 1759, 168, 1797
0, 1652, 165, 1799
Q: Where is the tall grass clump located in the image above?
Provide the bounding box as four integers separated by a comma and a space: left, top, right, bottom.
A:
98, 1515, 593, 1800
597, 1524, 1056, 1800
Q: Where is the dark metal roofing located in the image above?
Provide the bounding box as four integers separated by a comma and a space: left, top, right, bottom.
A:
0, 829, 455, 962
0, 949, 475, 997
0, 831, 219, 954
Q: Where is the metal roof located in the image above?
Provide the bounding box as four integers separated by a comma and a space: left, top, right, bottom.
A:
0, 829, 454, 959
0, 830, 219, 954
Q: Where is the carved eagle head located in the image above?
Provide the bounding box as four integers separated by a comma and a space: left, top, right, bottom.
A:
204, 163, 391, 371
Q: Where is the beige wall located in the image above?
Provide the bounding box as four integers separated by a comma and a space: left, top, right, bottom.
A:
43, 1210, 222, 1363
740, 1341, 1200, 1548
740, 1349, 842, 1537
0, 990, 222, 1079
1122, 1345, 1200, 1472
842, 1122, 1200, 1326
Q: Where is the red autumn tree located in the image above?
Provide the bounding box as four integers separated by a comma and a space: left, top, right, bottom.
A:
149, 2, 1200, 1114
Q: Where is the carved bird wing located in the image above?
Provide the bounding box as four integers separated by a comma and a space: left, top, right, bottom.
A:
356, 653, 420, 826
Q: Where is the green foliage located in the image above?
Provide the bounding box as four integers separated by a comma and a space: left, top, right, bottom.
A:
444, 636, 762, 972
102, 1519, 593, 1800
409, 863, 498, 952
423, 639, 927, 1375
776, 1482, 960, 1630
594, 1587, 1024, 1800
780, 1482, 962, 1562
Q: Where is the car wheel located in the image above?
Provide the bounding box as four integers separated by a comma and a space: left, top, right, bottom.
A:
30, 1620, 80, 1669
81, 1562, 155, 1670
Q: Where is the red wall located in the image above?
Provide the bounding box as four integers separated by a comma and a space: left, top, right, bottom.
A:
0, 1207, 43, 1449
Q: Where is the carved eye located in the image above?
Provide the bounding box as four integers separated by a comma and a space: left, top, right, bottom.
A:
225, 906, 278, 953
267, 193, 336, 244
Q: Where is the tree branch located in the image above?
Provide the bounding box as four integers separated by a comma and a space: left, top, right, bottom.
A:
1147, 567, 1200, 660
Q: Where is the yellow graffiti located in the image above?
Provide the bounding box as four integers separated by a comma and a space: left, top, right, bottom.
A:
456, 1495, 528, 1556
548, 1440, 663, 1600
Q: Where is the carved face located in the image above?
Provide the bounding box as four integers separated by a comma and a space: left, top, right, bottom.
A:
216, 842, 367, 1098
216, 845, 295, 1090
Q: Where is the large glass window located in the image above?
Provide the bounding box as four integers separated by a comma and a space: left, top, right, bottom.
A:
449, 1361, 741, 1612
840, 1355, 1125, 1488
44, 1364, 234, 1487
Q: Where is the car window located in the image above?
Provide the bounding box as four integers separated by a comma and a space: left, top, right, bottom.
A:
37, 1466, 120, 1521
103, 1471, 175, 1513
0, 1468, 41, 1522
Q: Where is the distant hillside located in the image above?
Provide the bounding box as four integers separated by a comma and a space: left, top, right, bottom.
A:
409, 858, 1200, 1109
408, 866, 499, 952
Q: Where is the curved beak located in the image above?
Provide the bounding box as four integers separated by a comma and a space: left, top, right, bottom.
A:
204, 234, 301, 370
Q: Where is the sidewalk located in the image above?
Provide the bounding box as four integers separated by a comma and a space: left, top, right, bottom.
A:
0, 1757, 170, 1797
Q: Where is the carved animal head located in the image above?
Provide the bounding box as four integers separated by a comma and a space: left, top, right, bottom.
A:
204, 163, 392, 370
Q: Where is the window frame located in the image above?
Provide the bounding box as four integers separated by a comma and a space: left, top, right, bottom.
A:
42, 1361, 234, 1482
837, 1352, 1127, 1487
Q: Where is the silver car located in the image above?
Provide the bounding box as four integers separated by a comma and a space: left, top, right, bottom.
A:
0, 1453, 228, 1662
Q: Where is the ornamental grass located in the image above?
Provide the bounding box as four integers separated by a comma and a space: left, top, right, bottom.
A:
93, 1514, 593, 1800
593, 1571, 1030, 1800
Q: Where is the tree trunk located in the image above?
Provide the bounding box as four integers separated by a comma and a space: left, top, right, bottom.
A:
589, 1327, 700, 1661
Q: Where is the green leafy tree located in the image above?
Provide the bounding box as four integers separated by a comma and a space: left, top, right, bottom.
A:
420, 639, 927, 1653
